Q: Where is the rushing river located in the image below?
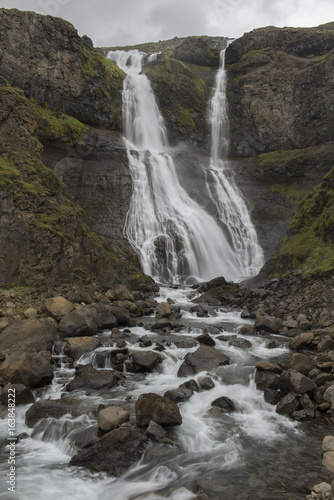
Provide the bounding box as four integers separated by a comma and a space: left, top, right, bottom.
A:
0, 287, 330, 500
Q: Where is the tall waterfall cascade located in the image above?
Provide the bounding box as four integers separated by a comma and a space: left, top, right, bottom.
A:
206, 47, 264, 277
108, 49, 264, 284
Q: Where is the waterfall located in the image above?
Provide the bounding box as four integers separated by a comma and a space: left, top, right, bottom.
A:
206, 48, 264, 277
108, 49, 263, 284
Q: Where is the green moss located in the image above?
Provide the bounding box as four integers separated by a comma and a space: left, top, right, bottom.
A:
241, 48, 271, 60
0, 156, 21, 188
176, 105, 196, 130
273, 166, 334, 276
30, 100, 87, 145
82, 223, 103, 248
270, 183, 309, 202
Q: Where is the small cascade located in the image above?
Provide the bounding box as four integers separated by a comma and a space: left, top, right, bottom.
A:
108, 50, 249, 284
206, 47, 265, 277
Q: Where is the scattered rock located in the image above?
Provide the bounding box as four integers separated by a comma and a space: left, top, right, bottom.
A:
289, 332, 315, 351
211, 396, 237, 412
106, 284, 135, 302
195, 332, 216, 346
58, 306, 98, 338
69, 426, 148, 476
66, 364, 120, 392
44, 297, 74, 320
156, 302, 172, 318
197, 376, 215, 390
25, 398, 86, 427
177, 346, 230, 377
277, 369, 317, 394
65, 337, 101, 360
0, 319, 57, 354
135, 393, 182, 427
98, 406, 130, 432
0, 351, 53, 388
0, 383, 34, 406
130, 351, 162, 371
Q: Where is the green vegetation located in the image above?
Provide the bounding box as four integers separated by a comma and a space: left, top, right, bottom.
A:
273, 166, 334, 276
0, 156, 21, 188
270, 183, 310, 202
240, 48, 271, 60
31, 100, 87, 146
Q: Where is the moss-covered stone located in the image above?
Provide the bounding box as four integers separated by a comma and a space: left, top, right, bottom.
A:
271, 166, 334, 276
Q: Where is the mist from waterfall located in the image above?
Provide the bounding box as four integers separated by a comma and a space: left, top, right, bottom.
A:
108, 49, 262, 284
206, 47, 264, 277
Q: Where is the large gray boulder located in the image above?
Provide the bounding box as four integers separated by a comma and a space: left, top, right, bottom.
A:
277, 369, 317, 394
65, 337, 101, 360
0, 351, 53, 388
44, 297, 74, 320
25, 398, 87, 427
98, 406, 130, 432
58, 306, 98, 338
0, 319, 57, 355
69, 426, 148, 476
135, 393, 182, 427
178, 346, 230, 377
66, 364, 120, 392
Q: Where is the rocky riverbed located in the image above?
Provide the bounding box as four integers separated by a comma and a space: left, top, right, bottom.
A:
0, 275, 334, 498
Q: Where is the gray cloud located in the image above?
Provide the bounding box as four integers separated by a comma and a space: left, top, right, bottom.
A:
0, 0, 334, 47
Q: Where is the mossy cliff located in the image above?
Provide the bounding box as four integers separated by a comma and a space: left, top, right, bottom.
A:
267, 166, 334, 276
106, 36, 227, 147
0, 8, 124, 129
0, 78, 150, 289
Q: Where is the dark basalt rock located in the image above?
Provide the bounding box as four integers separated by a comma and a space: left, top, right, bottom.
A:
66, 364, 120, 392
69, 426, 148, 476
178, 346, 230, 377
135, 393, 182, 427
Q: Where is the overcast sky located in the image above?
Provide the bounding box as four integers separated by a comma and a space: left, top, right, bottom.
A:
1, 0, 334, 47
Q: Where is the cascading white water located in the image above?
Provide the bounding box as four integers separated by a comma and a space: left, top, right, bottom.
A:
108, 49, 244, 284
206, 47, 265, 277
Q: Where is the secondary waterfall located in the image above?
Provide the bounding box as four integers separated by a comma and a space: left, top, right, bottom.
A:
108, 49, 263, 284
206, 47, 264, 277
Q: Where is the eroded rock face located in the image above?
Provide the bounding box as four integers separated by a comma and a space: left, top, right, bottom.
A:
226, 24, 334, 156
0, 8, 124, 128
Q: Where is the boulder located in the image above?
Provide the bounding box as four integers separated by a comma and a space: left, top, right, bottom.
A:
229, 338, 252, 349
290, 353, 316, 374
238, 324, 257, 336
177, 346, 230, 377
90, 303, 118, 330
255, 361, 282, 373
98, 406, 130, 432
65, 337, 101, 360
58, 306, 98, 338
66, 364, 120, 392
164, 386, 193, 403
106, 284, 135, 302
130, 351, 161, 371
276, 392, 300, 415
156, 302, 172, 318
24, 307, 38, 318
0, 351, 53, 388
107, 306, 130, 326
323, 436, 334, 453
0, 319, 57, 354
135, 393, 182, 427
195, 333, 216, 346
68, 425, 100, 451
289, 332, 315, 351
197, 376, 215, 390
44, 297, 74, 320
322, 452, 334, 478
277, 369, 317, 394
0, 383, 34, 406
255, 310, 282, 333
25, 398, 86, 427
145, 420, 169, 442
211, 396, 237, 412
70, 426, 148, 476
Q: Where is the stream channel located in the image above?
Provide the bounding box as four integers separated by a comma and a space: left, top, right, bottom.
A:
0, 286, 331, 500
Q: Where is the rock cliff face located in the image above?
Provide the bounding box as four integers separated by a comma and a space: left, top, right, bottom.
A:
0, 8, 124, 129
1, 6, 334, 283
